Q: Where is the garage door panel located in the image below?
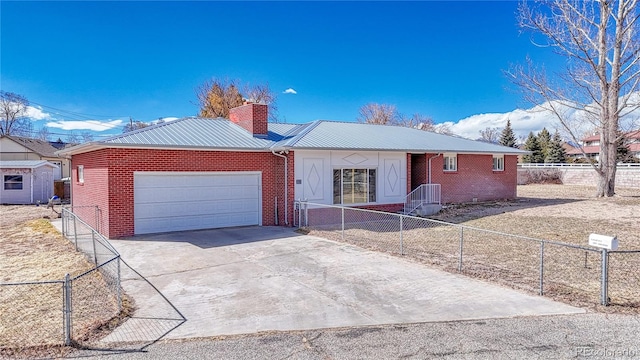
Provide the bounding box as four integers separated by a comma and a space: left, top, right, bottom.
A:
134, 172, 261, 235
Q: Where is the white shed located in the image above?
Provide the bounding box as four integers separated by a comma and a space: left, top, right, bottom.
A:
0, 160, 58, 204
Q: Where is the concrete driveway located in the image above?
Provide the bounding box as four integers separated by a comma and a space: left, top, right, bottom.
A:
109, 226, 583, 340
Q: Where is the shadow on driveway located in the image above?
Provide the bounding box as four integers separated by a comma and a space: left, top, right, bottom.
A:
122, 226, 302, 249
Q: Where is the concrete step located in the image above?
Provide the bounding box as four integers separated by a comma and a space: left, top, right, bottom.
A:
415, 203, 442, 216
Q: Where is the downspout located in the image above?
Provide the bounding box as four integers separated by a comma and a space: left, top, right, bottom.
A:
30, 171, 34, 204
271, 150, 289, 225
68, 157, 73, 207
427, 153, 442, 184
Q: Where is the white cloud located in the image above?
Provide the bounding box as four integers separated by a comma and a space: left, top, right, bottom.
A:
25, 106, 53, 120
444, 101, 640, 141
46, 119, 124, 132
283, 88, 297, 94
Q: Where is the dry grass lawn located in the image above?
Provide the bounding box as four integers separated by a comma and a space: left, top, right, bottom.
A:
434, 184, 640, 248
308, 184, 640, 313
0, 205, 125, 358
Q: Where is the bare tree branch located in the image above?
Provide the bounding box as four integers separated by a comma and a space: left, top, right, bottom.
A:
0, 91, 30, 136
511, 0, 640, 196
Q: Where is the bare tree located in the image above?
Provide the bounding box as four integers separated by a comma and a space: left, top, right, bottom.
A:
357, 103, 399, 125
357, 103, 454, 135
66, 131, 80, 144
196, 78, 278, 121
80, 131, 94, 142
398, 113, 436, 131
243, 83, 279, 122
123, 118, 150, 133
36, 127, 51, 141
478, 127, 501, 143
509, 0, 640, 197
0, 91, 31, 136
433, 123, 455, 136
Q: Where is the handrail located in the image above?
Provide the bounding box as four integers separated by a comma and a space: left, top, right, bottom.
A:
404, 184, 441, 214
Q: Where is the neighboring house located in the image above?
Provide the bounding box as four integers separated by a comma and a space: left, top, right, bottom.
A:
567, 131, 640, 161
0, 136, 71, 180
0, 160, 58, 204
57, 103, 526, 238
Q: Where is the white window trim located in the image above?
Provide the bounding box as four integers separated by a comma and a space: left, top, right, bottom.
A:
443, 153, 457, 172
333, 168, 377, 205
493, 155, 504, 171
77, 165, 85, 183
3, 174, 23, 190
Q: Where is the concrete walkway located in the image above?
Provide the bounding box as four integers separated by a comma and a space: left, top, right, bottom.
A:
105, 226, 583, 340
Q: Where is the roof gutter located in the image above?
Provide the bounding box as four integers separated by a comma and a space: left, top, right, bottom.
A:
271, 149, 289, 225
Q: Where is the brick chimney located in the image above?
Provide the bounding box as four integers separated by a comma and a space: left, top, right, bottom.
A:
228, 102, 268, 136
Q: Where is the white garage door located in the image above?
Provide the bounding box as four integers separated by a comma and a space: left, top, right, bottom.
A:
134, 172, 261, 235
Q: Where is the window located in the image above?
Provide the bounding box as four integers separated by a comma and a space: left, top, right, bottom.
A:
493, 155, 504, 171
77, 165, 84, 183
333, 168, 376, 204
4, 175, 23, 190
443, 153, 457, 171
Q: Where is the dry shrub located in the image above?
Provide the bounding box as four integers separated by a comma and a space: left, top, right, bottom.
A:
520, 168, 563, 184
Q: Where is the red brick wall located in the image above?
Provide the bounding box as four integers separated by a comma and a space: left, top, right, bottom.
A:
406, 154, 412, 194
228, 103, 268, 136
430, 154, 518, 203
71, 148, 291, 238
271, 151, 295, 226
71, 149, 110, 232
410, 154, 427, 190
359, 203, 403, 213
304, 203, 403, 228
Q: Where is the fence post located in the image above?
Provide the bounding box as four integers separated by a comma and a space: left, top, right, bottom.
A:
584, 251, 588, 269
61, 209, 66, 237
539, 241, 545, 296
91, 230, 98, 266
458, 227, 464, 271
63, 273, 72, 346
304, 201, 308, 227
601, 249, 609, 306
117, 256, 122, 312
297, 201, 302, 228
341, 206, 345, 241
399, 215, 404, 255
73, 215, 78, 251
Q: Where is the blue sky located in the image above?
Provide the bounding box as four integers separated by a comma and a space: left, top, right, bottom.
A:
1, 1, 560, 139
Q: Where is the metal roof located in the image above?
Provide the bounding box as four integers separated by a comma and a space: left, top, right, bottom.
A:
102, 117, 275, 149
279, 121, 527, 154
57, 117, 527, 156
0, 160, 59, 169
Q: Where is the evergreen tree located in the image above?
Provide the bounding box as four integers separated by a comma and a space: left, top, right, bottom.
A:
537, 128, 552, 160
545, 131, 567, 163
499, 119, 518, 147
616, 132, 631, 163
523, 132, 544, 163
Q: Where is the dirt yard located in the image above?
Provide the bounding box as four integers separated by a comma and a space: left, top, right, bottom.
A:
0, 205, 123, 358
0, 205, 95, 282
307, 184, 640, 313
433, 184, 640, 248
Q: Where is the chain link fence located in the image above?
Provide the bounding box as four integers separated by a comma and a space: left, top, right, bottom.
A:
0, 281, 64, 352
295, 201, 638, 309
1, 207, 185, 357
60, 207, 186, 350
608, 250, 640, 307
